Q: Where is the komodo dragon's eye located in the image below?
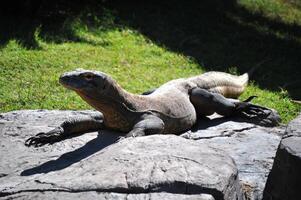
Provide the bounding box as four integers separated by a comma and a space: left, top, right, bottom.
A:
83, 73, 94, 81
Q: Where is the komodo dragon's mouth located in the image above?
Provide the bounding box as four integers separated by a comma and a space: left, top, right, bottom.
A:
59, 69, 109, 93
59, 75, 82, 91
59, 76, 71, 88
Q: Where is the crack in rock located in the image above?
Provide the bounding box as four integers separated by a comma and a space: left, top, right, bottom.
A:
186, 125, 257, 140
34, 180, 67, 189
0, 173, 8, 178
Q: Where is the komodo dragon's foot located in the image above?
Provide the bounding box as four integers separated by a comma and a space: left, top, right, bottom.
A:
25, 128, 64, 147
233, 99, 281, 127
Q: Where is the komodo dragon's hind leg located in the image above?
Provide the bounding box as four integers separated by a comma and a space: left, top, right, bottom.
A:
125, 114, 164, 138
190, 88, 281, 126
25, 113, 104, 147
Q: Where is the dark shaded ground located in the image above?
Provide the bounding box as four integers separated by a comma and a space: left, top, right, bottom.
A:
1, 0, 300, 99
106, 0, 301, 99
0, 0, 100, 49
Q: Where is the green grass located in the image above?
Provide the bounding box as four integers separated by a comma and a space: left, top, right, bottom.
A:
239, 0, 301, 25
0, 25, 200, 110
0, 0, 300, 123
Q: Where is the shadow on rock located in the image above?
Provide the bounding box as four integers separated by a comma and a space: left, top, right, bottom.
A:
21, 131, 120, 176
192, 114, 279, 132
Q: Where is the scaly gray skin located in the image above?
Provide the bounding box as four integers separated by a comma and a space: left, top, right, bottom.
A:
25, 69, 281, 147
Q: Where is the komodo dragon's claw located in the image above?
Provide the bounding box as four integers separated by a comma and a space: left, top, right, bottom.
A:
25, 130, 63, 147
234, 101, 281, 127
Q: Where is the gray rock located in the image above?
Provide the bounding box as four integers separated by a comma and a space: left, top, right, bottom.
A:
182, 115, 285, 200
1, 192, 215, 200
283, 113, 301, 138
263, 114, 301, 200
0, 110, 245, 200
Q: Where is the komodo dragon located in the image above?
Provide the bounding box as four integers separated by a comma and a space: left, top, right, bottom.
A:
25, 69, 280, 147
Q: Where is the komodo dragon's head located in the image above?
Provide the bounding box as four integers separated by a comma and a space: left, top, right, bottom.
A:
59, 69, 114, 97
59, 69, 136, 129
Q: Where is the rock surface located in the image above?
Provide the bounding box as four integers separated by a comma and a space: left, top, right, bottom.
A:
2, 192, 215, 200
263, 114, 301, 200
0, 110, 242, 200
0, 110, 285, 200
182, 116, 284, 200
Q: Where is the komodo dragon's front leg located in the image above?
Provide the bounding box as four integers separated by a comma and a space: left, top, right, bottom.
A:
190, 88, 281, 126
25, 113, 104, 147
125, 114, 164, 138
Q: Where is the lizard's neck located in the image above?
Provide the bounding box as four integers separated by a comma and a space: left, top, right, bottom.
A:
101, 78, 148, 111
75, 78, 148, 130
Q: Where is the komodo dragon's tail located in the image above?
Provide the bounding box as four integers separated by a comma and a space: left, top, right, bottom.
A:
192, 71, 249, 98
190, 60, 268, 98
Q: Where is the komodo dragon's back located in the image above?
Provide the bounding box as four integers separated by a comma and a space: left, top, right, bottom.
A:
138, 71, 249, 133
